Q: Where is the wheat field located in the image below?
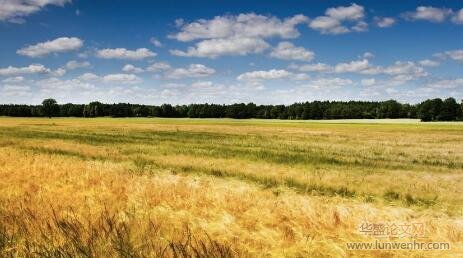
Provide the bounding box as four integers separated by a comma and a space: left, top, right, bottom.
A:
0, 117, 462, 257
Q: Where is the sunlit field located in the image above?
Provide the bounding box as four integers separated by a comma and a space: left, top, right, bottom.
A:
0, 117, 462, 257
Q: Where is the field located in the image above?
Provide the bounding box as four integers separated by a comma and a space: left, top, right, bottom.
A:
0, 117, 462, 257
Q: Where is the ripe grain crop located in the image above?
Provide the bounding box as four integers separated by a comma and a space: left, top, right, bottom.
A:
0, 117, 462, 257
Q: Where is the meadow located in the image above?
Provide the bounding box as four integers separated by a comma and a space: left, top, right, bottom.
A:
0, 117, 462, 257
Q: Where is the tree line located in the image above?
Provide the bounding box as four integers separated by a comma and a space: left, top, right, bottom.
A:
1, 97, 462, 121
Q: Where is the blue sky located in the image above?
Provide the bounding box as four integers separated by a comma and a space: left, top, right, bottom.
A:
1, 0, 462, 105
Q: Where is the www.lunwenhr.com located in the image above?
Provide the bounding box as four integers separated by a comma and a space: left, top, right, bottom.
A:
346, 240, 451, 250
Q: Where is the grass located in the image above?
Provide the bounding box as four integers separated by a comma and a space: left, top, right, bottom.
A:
0, 117, 462, 257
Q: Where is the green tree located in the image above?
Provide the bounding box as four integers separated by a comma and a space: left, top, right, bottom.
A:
41, 98, 59, 118
440, 97, 459, 121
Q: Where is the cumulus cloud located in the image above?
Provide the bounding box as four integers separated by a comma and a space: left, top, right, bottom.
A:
419, 59, 440, 67
169, 13, 309, 58
290, 59, 428, 82
334, 59, 370, 73
78, 73, 100, 81
364, 61, 427, 78
149, 37, 162, 47
302, 77, 353, 90
50, 68, 66, 77
309, 3, 366, 35
102, 74, 142, 84
1, 85, 31, 97
452, 9, 463, 24
237, 69, 291, 81
402, 6, 452, 22
0, 0, 70, 23
361, 78, 376, 86
352, 21, 368, 32
362, 52, 375, 59
290, 63, 332, 73
165, 64, 215, 79
374, 17, 396, 27
37, 77, 96, 91
191, 81, 213, 88
122, 64, 144, 73
0, 64, 50, 76
96, 48, 156, 60
146, 62, 171, 72
17, 37, 83, 57
170, 13, 308, 41
170, 37, 269, 58
325, 4, 365, 21
2, 76, 25, 83
269, 41, 314, 62
2, 84, 30, 92
443, 50, 463, 62
76, 72, 142, 84
309, 16, 349, 35
425, 78, 463, 89
291, 60, 371, 73
65, 60, 91, 70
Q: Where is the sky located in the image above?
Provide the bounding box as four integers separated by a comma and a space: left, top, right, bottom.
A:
0, 0, 462, 105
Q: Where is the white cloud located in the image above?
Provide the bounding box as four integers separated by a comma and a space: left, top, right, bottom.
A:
149, 37, 162, 47
191, 81, 213, 88
361, 78, 376, 86
102, 74, 142, 84
0, 64, 50, 76
170, 37, 269, 58
325, 3, 365, 21
362, 52, 375, 59
309, 4, 366, 35
146, 62, 171, 72
352, 21, 368, 32
452, 9, 463, 24
237, 69, 291, 81
122, 64, 144, 73
293, 73, 310, 81
165, 64, 215, 79
309, 16, 349, 35
170, 13, 308, 42
0, 0, 70, 23
17, 37, 83, 57
334, 59, 370, 73
403, 6, 452, 23
425, 78, 463, 89
65, 60, 91, 70
78, 73, 100, 81
443, 50, 463, 62
2, 76, 25, 83
302, 77, 353, 90
366, 61, 427, 78
290, 59, 427, 81
269, 41, 314, 62
385, 88, 399, 95
189, 81, 226, 95
96, 48, 156, 60
2, 85, 30, 92
374, 17, 396, 27
169, 13, 309, 58
419, 59, 440, 67
77, 72, 142, 84
291, 63, 332, 73
37, 77, 95, 91
1, 85, 31, 97
50, 68, 66, 77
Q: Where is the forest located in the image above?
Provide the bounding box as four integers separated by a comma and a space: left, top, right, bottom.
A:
1, 97, 462, 121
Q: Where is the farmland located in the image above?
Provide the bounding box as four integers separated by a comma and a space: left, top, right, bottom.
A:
0, 117, 462, 257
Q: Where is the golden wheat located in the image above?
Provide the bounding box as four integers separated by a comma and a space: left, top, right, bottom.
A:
0, 117, 462, 257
